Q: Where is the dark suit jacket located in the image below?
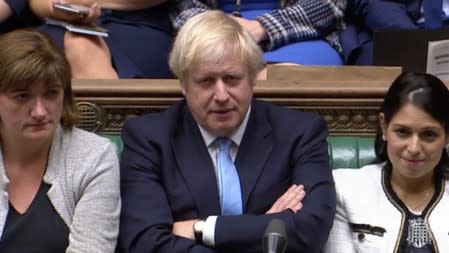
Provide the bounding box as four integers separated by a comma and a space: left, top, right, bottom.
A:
118, 99, 336, 253
340, 0, 421, 64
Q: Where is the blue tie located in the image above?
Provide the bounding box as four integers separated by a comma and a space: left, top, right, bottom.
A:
216, 137, 242, 215
424, 0, 443, 28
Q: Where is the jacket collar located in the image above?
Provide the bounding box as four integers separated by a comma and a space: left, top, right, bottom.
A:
172, 100, 273, 215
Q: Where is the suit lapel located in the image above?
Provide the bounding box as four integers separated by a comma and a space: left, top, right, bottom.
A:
235, 101, 273, 210
172, 107, 221, 216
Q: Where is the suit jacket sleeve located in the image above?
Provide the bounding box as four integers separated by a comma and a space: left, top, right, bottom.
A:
170, 0, 346, 51
256, 0, 346, 50
67, 141, 121, 253
118, 119, 217, 253
170, 0, 214, 30
351, 0, 417, 30
323, 170, 357, 253
213, 116, 336, 253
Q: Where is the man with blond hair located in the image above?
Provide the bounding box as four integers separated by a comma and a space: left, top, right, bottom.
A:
119, 11, 336, 253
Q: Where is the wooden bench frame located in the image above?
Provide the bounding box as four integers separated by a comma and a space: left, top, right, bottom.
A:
73, 78, 391, 136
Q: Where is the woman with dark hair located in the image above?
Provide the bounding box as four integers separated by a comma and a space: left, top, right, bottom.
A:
0, 30, 120, 252
324, 72, 449, 253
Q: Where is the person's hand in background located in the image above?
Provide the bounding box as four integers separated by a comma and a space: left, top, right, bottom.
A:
232, 16, 268, 44
0, 0, 14, 23
52, 0, 101, 24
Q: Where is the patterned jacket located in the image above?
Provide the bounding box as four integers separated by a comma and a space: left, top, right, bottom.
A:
169, 0, 347, 53
325, 164, 449, 253
0, 126, 120, 252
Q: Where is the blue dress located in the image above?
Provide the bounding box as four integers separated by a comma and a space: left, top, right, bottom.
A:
219, 0, 343, 65
0, 0, 41, 34
38, 4, 174, 78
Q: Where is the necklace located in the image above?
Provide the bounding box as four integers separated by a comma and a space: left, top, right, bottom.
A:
391, 182, 434, 211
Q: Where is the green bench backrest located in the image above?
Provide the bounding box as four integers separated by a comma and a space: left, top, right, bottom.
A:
102, 134, 376, 169
104, 134, 124, 155
328, 136, 375, 169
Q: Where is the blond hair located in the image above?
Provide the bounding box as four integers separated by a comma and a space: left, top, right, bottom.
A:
169, 11, 265, 82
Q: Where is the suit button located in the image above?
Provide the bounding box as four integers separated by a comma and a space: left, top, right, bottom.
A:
358, 233, 365, 241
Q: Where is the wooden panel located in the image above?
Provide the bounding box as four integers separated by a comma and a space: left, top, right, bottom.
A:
72, 78, 391, 136
267, 65, 402, 82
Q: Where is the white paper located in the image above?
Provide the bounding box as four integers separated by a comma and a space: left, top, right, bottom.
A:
45, 18, 108, 38
427, 39, 449, 80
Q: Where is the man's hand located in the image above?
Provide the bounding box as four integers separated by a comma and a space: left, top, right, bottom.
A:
266, 184, 306, 214
231, 16, 268, 43
172, 219, 199, 240
172, 184, 305, 239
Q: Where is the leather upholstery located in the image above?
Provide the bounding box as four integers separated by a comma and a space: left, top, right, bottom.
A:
328, 136, 375, 169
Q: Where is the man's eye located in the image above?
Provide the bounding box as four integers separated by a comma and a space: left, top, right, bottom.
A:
224, 75, 241, 83
198, 77, 212, 83
196, 77, 214, 87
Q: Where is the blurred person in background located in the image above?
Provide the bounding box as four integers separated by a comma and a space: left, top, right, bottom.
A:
30, 0, 174, 79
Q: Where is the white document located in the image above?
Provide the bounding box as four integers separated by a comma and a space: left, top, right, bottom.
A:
426, 39, 449, 80
45, 18, 108, 37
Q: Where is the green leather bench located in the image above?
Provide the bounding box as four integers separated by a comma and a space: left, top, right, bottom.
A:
102, 135, 376, 169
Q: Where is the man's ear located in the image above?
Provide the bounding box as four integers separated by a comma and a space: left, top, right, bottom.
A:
379, 113, 387, 136
251, 79, 257, 88
179, 81, 187, 96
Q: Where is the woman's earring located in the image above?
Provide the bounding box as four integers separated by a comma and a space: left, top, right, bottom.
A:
382, 134, 386, 141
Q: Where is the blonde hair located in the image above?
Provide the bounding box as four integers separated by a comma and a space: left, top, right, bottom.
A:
0, 29, 78, 128
169, 11, 265, 82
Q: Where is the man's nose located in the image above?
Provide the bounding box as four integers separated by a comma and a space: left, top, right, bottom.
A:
214, 80, 230, 102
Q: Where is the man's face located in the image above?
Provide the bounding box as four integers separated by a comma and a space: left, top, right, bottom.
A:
181, 51, 255, 136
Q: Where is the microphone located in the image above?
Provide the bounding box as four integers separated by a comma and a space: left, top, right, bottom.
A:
263, 219, 288, 253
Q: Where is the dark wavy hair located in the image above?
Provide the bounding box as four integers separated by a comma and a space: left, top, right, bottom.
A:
374, 72, 449, 175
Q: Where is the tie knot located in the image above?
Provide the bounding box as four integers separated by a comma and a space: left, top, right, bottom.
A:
217, 137, 232, 151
